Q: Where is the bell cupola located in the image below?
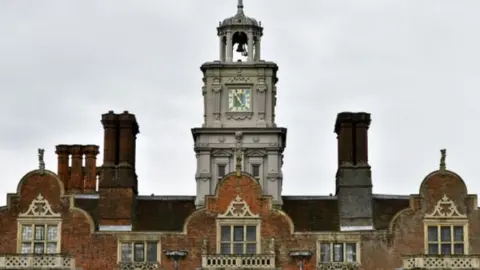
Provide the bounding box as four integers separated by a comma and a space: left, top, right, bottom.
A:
218, 0, 263, 62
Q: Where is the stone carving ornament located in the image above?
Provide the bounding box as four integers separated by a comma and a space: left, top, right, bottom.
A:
425, 194, 466, 218
19, 193, 60, 218
218, 195, 258, 218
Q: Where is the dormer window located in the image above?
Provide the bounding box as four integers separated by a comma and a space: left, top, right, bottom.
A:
423, 194, 469, 255
216, 195, 261, 255
16, 194, 62, 254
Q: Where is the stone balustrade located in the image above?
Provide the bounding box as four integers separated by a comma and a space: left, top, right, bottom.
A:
202, 254, 276, 269
403, 254, 480, 269
0, 253, 75, 269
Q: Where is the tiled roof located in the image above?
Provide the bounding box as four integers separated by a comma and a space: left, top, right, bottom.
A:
282, 196, 339, 231
73, 194, 409, 232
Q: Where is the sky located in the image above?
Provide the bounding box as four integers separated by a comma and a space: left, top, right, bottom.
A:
1, 0, 480, 205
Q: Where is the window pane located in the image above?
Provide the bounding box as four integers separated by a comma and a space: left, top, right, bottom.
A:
34, 225, 45, 241
440, 226, 451, 241
428, 244, 438, 255
345, 243, 356, 262
233, 243, 243, 254
246, 226, 256, 241
441, 243, 451, 255
22, 225, 33, 241
218, 165, 226, 178
233, 226, 244, 241
320, 244, 331, 262
46, 243, 56, 254
246, 243, 256, 254
134, 243, 145, 262
21, 243, 32, 254
47, 226, 58, 241
220, 243, 231, 255
146, 242, 157, 262
252, 165, 260, 177
121, 243, 132, 262
454, 244, 464, 255
427, 226, 438, 242
454, 226, 464, 242
333, 243, 343, 262
34, 243, 44, 254
221, 226, 231, 241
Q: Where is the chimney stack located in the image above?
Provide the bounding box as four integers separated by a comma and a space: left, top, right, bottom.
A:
334, 112, 373, 230
83, 145, 99, 193
99, 110, 140, 229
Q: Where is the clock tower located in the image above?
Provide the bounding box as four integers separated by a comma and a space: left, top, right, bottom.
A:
192, 0, 287, 208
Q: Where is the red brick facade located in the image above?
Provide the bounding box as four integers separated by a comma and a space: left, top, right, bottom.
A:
1, 111, 479, 270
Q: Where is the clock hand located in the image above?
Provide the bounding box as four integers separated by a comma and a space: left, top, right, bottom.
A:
234, 93, 243, 106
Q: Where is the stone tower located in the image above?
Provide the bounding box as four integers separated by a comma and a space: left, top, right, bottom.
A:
192, 0, 287, 208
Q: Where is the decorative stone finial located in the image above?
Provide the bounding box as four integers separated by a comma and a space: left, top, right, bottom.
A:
38, 148, 45, 174
440, 149, 446, 171
237, 0, 243, 11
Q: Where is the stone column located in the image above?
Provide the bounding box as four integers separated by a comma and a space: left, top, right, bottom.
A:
255, 36, 261, 61
226, 31, 233, 62
219, 36, 225, 62
195, 150, 212, 208
247, 31, 254, 62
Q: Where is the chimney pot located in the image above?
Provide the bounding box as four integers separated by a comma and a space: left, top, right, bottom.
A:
334, 112, 371, 166
55, 145, 71, 191
70, 145, 84, 193
83, 145, 99, 192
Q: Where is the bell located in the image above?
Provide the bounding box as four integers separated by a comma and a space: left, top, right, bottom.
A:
236, 43, 246, 53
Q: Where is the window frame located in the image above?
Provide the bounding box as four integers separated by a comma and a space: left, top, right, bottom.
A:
118, 241, 160, 263
216, 219, 261, 255
316, 234, 362, 265
423, 220, 469, 255
318, 242, 359, 263
248, 157, 263, 182
17, 219, 62, 254
214, 158, 230, 181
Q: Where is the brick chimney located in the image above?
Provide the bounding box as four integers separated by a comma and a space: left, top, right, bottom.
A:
55, 145, 70, 190
83, 145, 99, 193
98, 110, 139, 229
334, 112, 373, 230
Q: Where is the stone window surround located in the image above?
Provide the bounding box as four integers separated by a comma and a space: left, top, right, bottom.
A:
423, 220, 469, 255
248, 157, 263, 181
16, 219, 62, 254
214, 158, 230, 180
216, 219, 261, 254
116, 235, 162, 264
316, 234, 362, 264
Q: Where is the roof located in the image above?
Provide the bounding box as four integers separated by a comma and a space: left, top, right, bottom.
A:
218, 3, 261, 29
73, 194, 409, 232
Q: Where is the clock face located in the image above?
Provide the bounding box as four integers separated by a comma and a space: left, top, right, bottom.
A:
228, 89, 251, 112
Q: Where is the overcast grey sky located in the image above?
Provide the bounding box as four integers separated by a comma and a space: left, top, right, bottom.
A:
1, 0, 480, 205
